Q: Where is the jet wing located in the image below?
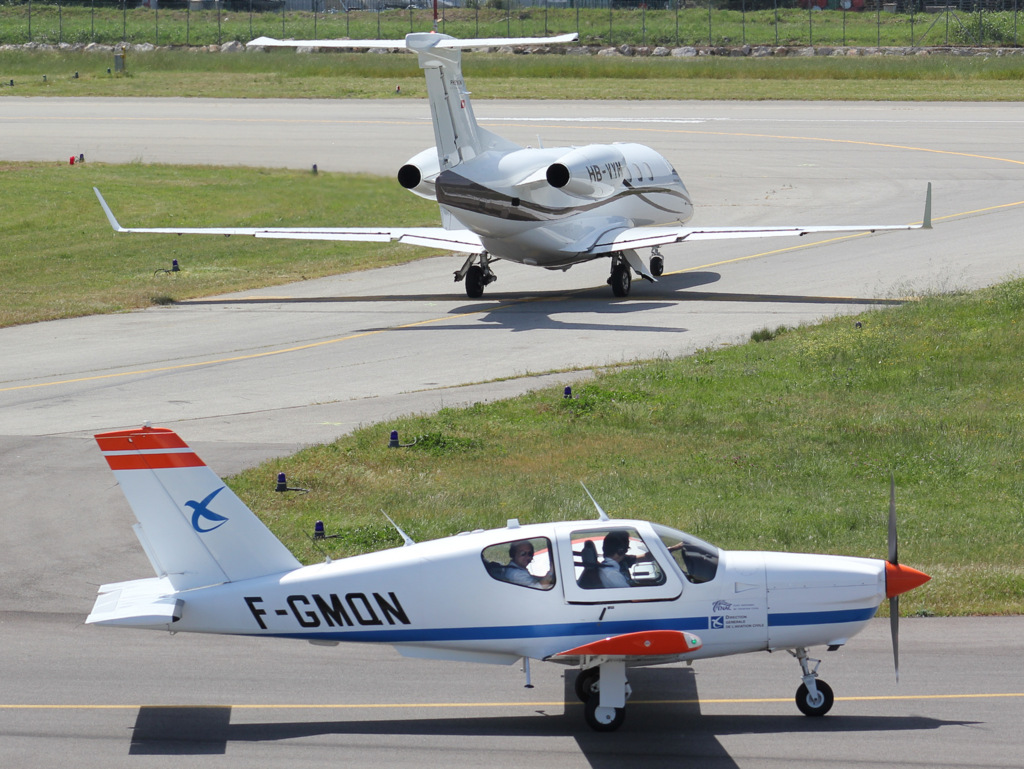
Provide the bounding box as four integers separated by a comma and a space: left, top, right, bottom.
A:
94, 188, 485, 254
588, 182, 933, 254
548, 629, 703, 664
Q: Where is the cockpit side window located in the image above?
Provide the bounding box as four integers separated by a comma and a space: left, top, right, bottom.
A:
570, 527, 668, 589
653, 524, 720, 584
481, 537, 555, 590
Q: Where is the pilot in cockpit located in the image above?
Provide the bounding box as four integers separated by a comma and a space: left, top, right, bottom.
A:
504, 540, 554, 589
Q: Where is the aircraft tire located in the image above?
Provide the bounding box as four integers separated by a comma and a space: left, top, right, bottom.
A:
574, 668, 600, 702
650, 255, 664, 277
584, 697, 626, 732
795, 680, 834, 717
465, 265, 485, 299
610, 264, 631, 297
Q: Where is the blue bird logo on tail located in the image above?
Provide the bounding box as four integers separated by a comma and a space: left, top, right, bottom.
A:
186, 487, 229, 533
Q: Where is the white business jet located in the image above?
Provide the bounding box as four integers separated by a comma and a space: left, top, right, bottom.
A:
87, 425, 930, 731
95, 31, 932, 299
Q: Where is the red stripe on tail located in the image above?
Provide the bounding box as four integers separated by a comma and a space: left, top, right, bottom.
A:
105, 452, 205, 471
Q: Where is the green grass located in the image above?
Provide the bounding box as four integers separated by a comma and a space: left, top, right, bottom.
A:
226, 280, 1024, 616
0, 162, 437, 328
3, 46, 1023, 100
1, 8, 1023, 101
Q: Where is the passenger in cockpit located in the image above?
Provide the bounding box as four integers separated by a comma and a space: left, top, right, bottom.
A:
504, 540, 553, 588
599, 530, 633, 588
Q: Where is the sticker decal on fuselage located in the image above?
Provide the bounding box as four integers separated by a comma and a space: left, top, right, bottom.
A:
710, 599, 765, 630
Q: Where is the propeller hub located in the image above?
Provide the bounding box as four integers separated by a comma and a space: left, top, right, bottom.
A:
885, 562, 931, 598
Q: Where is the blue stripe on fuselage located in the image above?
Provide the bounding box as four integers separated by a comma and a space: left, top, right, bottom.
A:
768, 607, 878, 627
257, 607, 877, 644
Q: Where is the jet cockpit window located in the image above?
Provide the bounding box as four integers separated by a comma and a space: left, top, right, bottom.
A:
571, 527, 668, 589
652, 524, 720, 584
481, 537, 555, 590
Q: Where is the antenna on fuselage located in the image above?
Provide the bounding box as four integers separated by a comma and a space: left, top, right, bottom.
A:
382, 509, 416, 547
580, 482, 611, 522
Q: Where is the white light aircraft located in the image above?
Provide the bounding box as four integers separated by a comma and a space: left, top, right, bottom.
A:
88, 425, 930, 731
94, 31, 933, 299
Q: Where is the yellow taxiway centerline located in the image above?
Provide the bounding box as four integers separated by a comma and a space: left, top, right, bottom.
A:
2, 692, 1022, 710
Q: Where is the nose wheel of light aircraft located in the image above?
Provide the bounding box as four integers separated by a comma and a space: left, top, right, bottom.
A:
791, 647, 834, 717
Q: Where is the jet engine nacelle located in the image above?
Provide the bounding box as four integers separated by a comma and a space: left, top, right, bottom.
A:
545, 145, 629, 199
398, 147, 441, 201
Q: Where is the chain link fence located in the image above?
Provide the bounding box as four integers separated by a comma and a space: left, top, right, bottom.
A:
0, 1, 1019, 48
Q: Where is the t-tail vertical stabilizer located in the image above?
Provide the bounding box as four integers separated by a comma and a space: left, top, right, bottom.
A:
246, 32, 578, 171
404, 32, 517, 170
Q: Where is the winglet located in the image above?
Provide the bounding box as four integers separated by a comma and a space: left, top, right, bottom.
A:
922, 182, 933, 230
94, 187, 125, 232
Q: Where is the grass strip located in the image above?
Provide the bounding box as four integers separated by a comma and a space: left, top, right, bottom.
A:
2, 47, 1023, 100
226, 279, 1024, 617
0, 162, 437, 328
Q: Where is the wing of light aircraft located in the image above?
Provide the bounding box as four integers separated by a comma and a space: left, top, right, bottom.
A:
87, 424, 930, 731
94, 31, 932, 299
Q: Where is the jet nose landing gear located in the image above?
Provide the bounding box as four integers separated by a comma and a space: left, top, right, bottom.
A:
455, 253, 497, 299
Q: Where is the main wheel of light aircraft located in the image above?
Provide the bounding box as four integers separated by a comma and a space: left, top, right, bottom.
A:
585, 697, 626, 732
93, 32, 932, 300
86, 426, 931, 733
574, 667, 600, 702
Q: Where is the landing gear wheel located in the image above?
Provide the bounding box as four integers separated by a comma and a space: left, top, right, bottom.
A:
795, 680, 834, 717
584, 696, 626, 732
574, 668, 600, 702
650, 255, 664, 277
609, 264, 631, 297
465, 265, 485, 299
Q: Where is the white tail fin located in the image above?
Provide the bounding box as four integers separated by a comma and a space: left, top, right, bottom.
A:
95, 425, 300, 591
405, 33, 518, 170
246, 32, 577, 170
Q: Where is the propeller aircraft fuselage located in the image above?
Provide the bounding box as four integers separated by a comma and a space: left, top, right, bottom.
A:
87, 426, 930, 731
93, 31, 932, 300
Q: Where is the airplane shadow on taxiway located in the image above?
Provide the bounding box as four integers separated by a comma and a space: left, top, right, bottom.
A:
176, 271, 905, 313
128, 667, 970, 767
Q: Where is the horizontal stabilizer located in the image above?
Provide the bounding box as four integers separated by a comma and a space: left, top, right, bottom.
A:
87, 576, 182, 628
248, 33, 578, 51
552, 629, 703, 659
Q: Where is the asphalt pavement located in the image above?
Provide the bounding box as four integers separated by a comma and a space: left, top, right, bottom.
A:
1, 97, 1022, 767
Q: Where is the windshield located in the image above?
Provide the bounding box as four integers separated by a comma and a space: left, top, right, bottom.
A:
651, 524, 720, 584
